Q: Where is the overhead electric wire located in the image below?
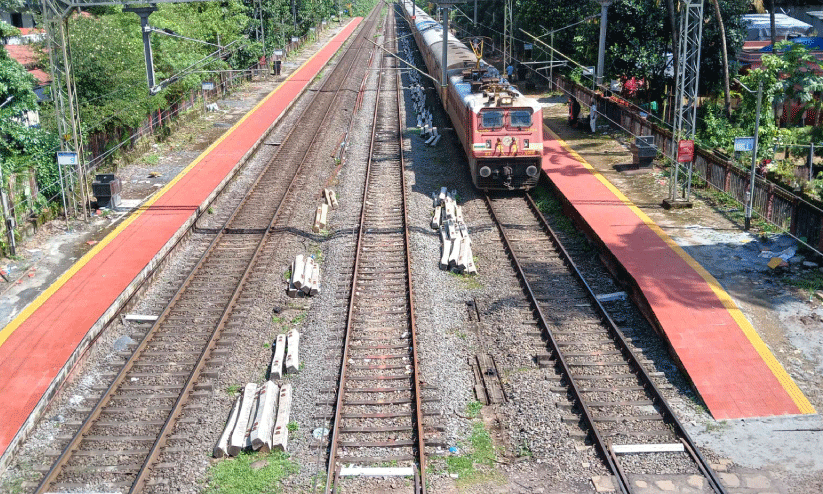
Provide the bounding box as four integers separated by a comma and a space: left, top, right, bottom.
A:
449, 8, 823, 258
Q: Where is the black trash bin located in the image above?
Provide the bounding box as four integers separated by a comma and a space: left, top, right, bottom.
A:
92, 174, 122, 208
630, 136, 657, 168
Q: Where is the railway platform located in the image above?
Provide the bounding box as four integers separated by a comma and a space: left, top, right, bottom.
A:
0, 18, 362, 470
540, 124, 816, 420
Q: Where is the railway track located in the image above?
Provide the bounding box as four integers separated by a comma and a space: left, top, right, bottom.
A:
33, 10, 384, 494
321, 7, 428, 493
485, 192, 727, 494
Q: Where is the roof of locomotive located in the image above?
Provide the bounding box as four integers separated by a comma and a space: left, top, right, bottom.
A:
450, 71, 543, 114
412, 8, 478, 70
403, 0, 541, 114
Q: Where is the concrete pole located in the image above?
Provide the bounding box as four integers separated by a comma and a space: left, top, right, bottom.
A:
292, 0, 297, 30
441, 5, 449, 99
0, 167, 16, 256
259, 0, 267, 74
550, 31, 554, 91
745, 80, 763, 231
473, 0, 477, 24
596, 0, 611, 88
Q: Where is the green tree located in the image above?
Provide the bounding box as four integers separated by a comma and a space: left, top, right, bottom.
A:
1, 45, 39, 171
1, 20, 21, 38
1, 46, 60, 203
761, 40, 823, 127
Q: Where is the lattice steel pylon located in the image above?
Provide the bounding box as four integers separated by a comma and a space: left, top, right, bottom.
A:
503, 0, 513, 72
42, 0, 88, 220
670, 0, 704, 201
41, 0, 216, 221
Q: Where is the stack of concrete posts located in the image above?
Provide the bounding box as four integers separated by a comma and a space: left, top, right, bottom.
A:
271, 383, 293, 451
270, 334, 286, 380
431, 187, 477, 275
288, 254, 321, 298
270, 330, 301, 378
213, 380, 295, 457
323, 188, 339, 210
313, 203, 328, 233
400, 38, 439, 148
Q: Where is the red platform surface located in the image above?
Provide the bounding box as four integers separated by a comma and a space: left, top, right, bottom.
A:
0, 19, 362, 459
541, 126, 815, 420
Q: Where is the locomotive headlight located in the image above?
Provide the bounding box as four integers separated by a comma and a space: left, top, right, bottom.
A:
524, 139, 530, 149
526, 165, 539, 177
479, 166, 492, 178
485, 140, 491, 149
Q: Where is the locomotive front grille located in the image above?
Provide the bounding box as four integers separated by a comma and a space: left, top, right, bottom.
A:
475, 158, 540, 191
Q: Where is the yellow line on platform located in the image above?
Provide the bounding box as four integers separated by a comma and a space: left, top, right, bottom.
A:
0, 20, 360, 350
543, 124, 815, 415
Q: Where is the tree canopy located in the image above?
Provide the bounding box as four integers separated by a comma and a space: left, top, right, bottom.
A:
451, 0, 749, 100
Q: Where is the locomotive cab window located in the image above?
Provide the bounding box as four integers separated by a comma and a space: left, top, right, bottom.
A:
510, 110, 532, 128
481, 110, 504, 129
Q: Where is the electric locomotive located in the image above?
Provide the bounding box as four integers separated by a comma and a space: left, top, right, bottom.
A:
399, 0, 544, 190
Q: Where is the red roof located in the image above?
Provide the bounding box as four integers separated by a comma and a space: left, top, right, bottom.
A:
4, 44, 37, 68
29, 68, 51, 84
3, 44, 50, 86
17, 28, 43, 36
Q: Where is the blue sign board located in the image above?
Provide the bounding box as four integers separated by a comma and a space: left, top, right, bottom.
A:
57, 152, 77, 166
734, 136, 755, 152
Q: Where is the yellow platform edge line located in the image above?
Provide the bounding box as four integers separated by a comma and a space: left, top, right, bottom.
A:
0, 21, 359, 350
543, 124, 815, 415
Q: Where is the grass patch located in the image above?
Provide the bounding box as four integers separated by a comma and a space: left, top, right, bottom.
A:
290, 313, 306, 325
516, 441, 533, 458
704, 420, 730, 433
783, 270, 823, 301
530, 186, 575, 235
445, 422, 497, 483
144, 153, 160, 165
449, 271, 483, 289
466, 400, 483, 418
0, 476, 24, 494
310, 246, 323, 263
287, 421, 298, 432
226, 384, 241, 396
206, 451, 297, 494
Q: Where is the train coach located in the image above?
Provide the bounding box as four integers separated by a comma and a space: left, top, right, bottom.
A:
399, 0, 544, 190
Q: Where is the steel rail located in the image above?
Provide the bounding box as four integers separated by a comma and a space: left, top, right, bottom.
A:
395, 1, 427, 486
35, 16, 381, 493
483, 192, 626, 494
324, 14, 387, 493
325, 3, 426, 491
130, 21, 382, 490
520, 193, 726, 494
302, 6, 391, 490
484, 193, 726, 494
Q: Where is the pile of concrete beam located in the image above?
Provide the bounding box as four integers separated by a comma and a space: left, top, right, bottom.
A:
401, 39, 440, 148
213, 381, 293, 457
269, 329, 300, 380
431, 187, 476, 275
411, 89, 440, 147
313, 188, 338, 233
288, 254, 320, 298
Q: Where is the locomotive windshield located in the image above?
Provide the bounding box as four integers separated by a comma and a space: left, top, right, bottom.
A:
510, 110, 532, 127
481, 110, 504, 128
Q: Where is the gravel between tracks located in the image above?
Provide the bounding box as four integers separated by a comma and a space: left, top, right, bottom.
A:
5, 9, 823, 494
